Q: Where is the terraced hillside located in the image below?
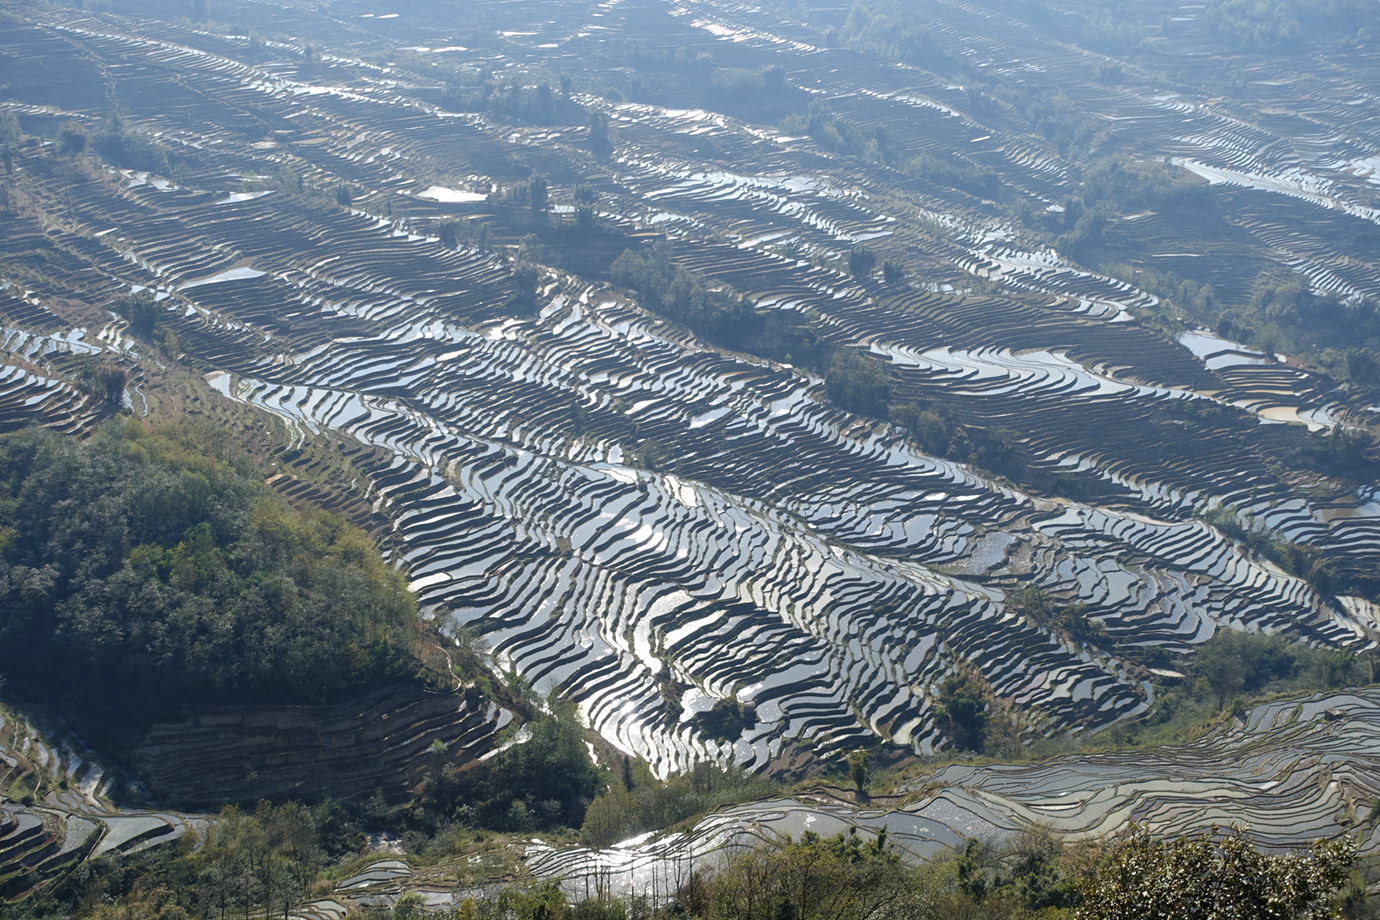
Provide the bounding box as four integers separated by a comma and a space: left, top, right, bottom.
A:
0, 0, 1377, 781
527, 690, 1380, 898
0, 703, 210, 897
0, 684, 509, 895
133, 686, 508, 808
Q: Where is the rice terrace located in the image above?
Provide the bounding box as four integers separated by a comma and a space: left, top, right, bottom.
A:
1, 0, 1379, 916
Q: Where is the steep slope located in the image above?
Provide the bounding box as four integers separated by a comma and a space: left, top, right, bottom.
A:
0, 0, 1375, 781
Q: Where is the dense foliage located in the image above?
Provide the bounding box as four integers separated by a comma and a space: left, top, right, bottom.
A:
825, 348, 892, 418
579, 760, 776, 849
933, 669, 995, 753
707, 829, 925, 920
1079, 825, 1357, 920
1202, 0, 1377, 50
842, 0, 967, 76
420, 703, 604, 833
610, 248, 764, 351
0, 423, 423, 741
1182, 629, 1370, 711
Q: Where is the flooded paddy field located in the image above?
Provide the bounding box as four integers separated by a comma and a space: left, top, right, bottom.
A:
0, 702, 214, 896
528, 690, 1380, 898
0, 0, 1377, 783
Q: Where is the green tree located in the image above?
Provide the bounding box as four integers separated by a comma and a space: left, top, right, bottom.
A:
1201, 647, 1245, 710
1344, 348, 1378, 385
934, 669, 990, 752
1188, 629, 1300, 709
0, 425, 423, 745
393, 892, 428, 920
848, 247, 877, 280
0, 111, 19, 146
58, 124, 89, 156
530, 174, 549, 213
588, 110, 612, 155
609, 247, 763, 349
711, 830, 927, 920
824, 348, 890, 418
92, 364, 127, 405
112, 290, 160, 339
847, 748, 868, 795
1077, 825, 1355, 920
505, 262, 541, 316
94, 114, 170, 173
463, 701, 602, 830
500, 880, 567, 920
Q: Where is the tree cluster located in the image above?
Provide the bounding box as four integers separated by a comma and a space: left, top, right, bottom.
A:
610, 248, 764, 351
496, 825, 1354, 920
580, 761, 775, 849
825, 348, 891, 418
694, 697, 754, 742
439, 79, 578, 126
902, 150, 1002, 200
1204, 0, 1376, 50
419, 703, 603, 834
1009, 585, 1106, 646
1033, 159, 1210, 260
1080, 825, 1356, 920
0, 423, 424, 746
1185, 628, 1367, 712
11, 815, 1362, 920
93, 113, 171, 175
933, 668, 996, 754
841, 1, 967, 76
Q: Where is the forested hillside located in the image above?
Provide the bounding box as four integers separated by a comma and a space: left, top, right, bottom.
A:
0, 423, 425, 746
